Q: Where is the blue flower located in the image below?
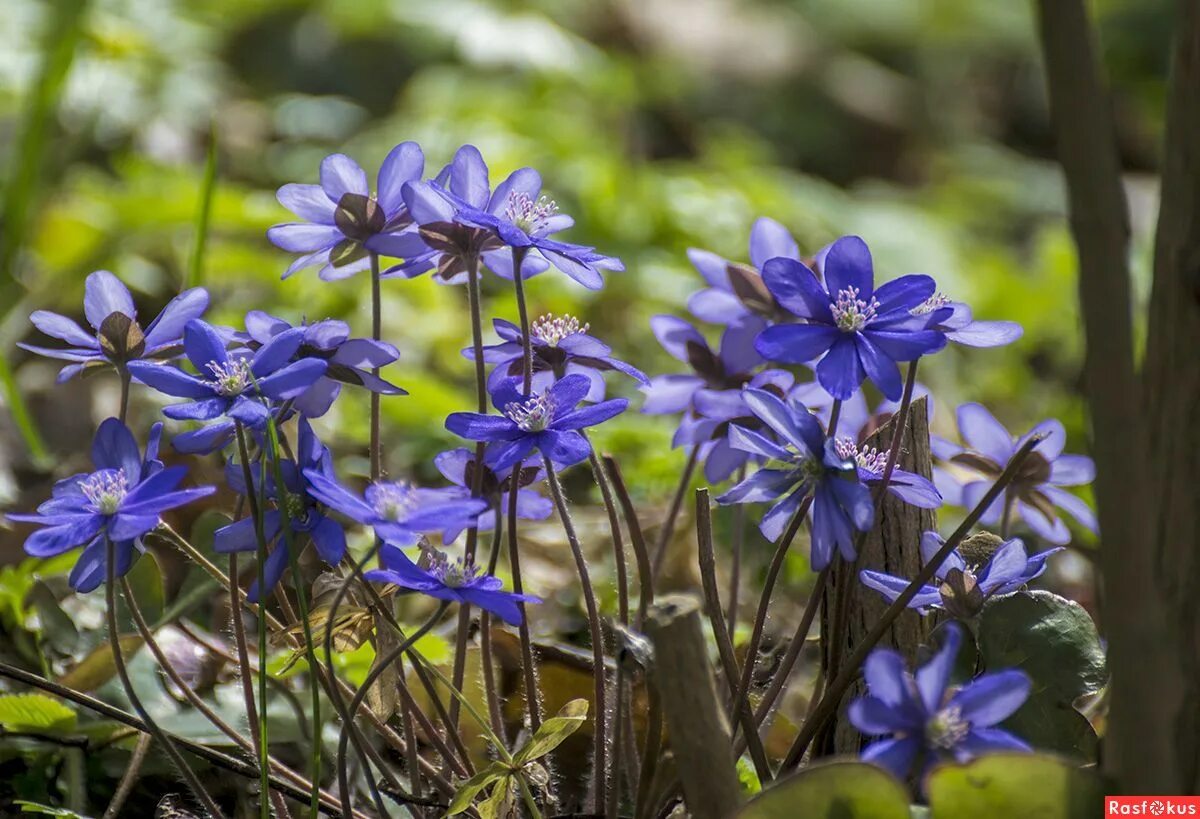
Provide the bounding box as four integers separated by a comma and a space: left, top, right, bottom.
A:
241, 310, 405, 418
717, 389, 873, 569
908, 294, 1023, 348
831, 435, 942, 509
267, 144, 430, 281
127, 319, 328, 454
445, 373, 629, 473
19, 270, 209, 382
849, 622, 1031, 781
754, 236, 946, 400
302, 470, 488, 547
214, 419, 347, 602
686, 216, 802, 325
860, 531, 1061, 617
641, 314, 766, 416
402, 145, 622, 289
472, 315, 647, 402
434, 448, 553, 542
8, 418, 214, 592
933, 403, 1096, 545
365, 545, 540, 626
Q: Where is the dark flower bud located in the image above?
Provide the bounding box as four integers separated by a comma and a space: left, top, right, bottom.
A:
957, 531, 1004, 567
334, 192, 386, 241
938, 567, 985, 619
97, 312, 146, 362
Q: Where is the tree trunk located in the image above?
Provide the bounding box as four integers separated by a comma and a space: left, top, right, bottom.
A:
1145, 0, 1200, 793
821, 396, 935, 754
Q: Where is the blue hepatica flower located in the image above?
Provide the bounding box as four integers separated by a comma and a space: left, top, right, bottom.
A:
641, 314, 766, 416
267, 143, 430, 281
934, 403, 1096, 545
907, 293, 1023, 348
687, 216, 802, 325
674, 369, 795, 484
861, 531, 1062, 618
365, 545, 540, 626
434, 448, 553, 542
303, 470, 488, 547
831, 435, 942, 509
242, 310, 405, 418
402, 145, 621, 289
127, 319, 328, 454
19, 270, 208, 382
445, 373, 629, 473
717, 389, 873, 569
849, 622, 1031, 781
473, 315, 648, 402
214, 419, 346, 602
9, 418, 214, 592
754, 236, 946, 401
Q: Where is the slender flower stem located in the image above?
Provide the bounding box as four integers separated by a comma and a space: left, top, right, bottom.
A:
1000, 493, 1015, 538
451, 253, 489, 731
507, 457, 543, 731
730, 496, 813, 739
588, 445, 629, 625
633, 686, 663, 819
117, 365, 131, 425
104, 537, 221, 818
102, 733, 150, 819
226, 552, 272, 805
542, 455, 606, 813
336, 603, 449, 803
727, 465, 747, 639
234, 421, 271, 819
511, 246, 533, 392
781, 433, 1048, 770
368, 251, 383, 480
480, 506, 506, 738
603, 455, 653, 628
694, 489, 771, 783
651, 446, 699, 582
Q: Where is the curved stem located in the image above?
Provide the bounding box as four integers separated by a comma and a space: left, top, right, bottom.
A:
781, 433, 1048, 769
651, 447, 699, 582
588, 445, 628, 625
102, 733, 150, 819
117, 365, 131, 425
507, 457, 543, 731
542, 455, 606, 813
368, 251, 383, 480
480, 505, 506, 738
727, 465, 747, 639
603, 455, 653, 628
1000, 492, 1015, 538
511, 246, 533, 392
104, 537, 221, 818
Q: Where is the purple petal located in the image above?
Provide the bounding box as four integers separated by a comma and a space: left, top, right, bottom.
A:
957, 727, 1031, 759
143, 288, 210, 350
282, 248, 331, 280
1043, 486, 1097, 533
748, 216, 800, 270
250, 327, 304, 377
717, 468, 797, 504
822, 236, 874, 300
163, 397, 230, 421
947, 320, 1023, 348
538, 245, 606, 290
554, 398, 628, 431
126, 361, 213, 399
24, 516, 103, 557
331, 338, 400, 369
83, 271, 136, 329
183, 319, 229, 369
855, 333, 903, 401
961, 481, 1006, 526
30, 311, 96, 347
816, 336, 865, 401
309, 514, 347, 564
863, 328, 946, 362
1018, 500, 1071, 544
861, 737, 920, 781
640, 375, 703, 414
171, 420, 236, 455
268, 223, 343, 253
1021, 418, 1066, 460
304, 470, 376, 523
484, 438, 538, 472
761, 257, 833, 322
377, 141, 424, 214
91, 418, 142, 477
759, 487, 805, 541
277, 183, 336, 224
450, 145, 490, 209
755, 323, 838, 366
248, 540, 292, 604
863, 648, 914, 709
872, 274, 936, 315
320, 153, 369, 201
718, 316, 766, 374
688, 288, 748, 324
433, 448, 471, 486
727, 425, 791, 460
446, 412, 521, 442
488, 167, 541, 216
950, 670, 1031, 727
703, 438, 747, 483
687, 248, 731, 289
849, 695, 920, 735
1049, 454, 1094, 486
915, 623, 961, 712
860, 570, 941, 610
743, 388, 825, 454
650, 315, 707, 364
545, 373, 594, 415
364, 231, 430, 259
402, 180, 456, 225
256, 359, 328, 401
17, 344, 100, 363
956, 403, 1015, 465
538, 429, 592, 467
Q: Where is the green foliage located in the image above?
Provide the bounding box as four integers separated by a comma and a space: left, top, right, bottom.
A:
926, 753, 1104, 819
738, 761, 911, 819
977, 590, 1107, 760
0, 693, 77, 732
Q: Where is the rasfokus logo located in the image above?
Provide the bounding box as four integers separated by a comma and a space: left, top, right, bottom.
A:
1107, 797, 1200, 816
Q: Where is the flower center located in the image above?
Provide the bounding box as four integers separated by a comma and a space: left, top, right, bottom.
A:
372, 482, 416, 522
504, 192, 558, 235
428, 552, 480, 589
926, 704, 971, 750
81, 469, 128, 515
504, 393, 555, 432
835, 436, 883, 472
531, 314, 588, 346
910, 292, 951, 316
282, 491, 308, 522
206, 359, 254, 397
830, 286, 879, 332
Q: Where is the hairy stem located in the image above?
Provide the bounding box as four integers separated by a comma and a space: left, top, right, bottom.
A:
603, 455, 653, 628
651, 446, 699, 582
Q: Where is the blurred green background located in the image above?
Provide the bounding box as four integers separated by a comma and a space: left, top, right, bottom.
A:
0, 0, 1167, 575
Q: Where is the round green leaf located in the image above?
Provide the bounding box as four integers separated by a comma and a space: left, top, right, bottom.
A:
0, 693, 77, 732
738, 761, 911, 819
927, 752, 1103, 819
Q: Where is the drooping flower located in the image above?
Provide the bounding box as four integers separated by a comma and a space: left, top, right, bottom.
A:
267, 143, 431, 281
849, 622, 1031, 781
434, 448, 552, 541
908, 293, 1023, 348
445, 374, 629, 473
933, 403, 1096, 544
19, 270, 209, 382
302, 470, 488, 547
832, 436, 942, 509
754, 236, 946, 400
402, 145, 621, 289
717, 389, 873, 568
214, 418, 347, 602
365, 544, 540, 626
641, 314, 766, 416
8, 418, 214, 592
673, 369, 794, 483
860, 531, 1061, 618
127, 319, 328, 454
472, 315, 647, 401
687, 216, 802, 325
241, 310, 405, 418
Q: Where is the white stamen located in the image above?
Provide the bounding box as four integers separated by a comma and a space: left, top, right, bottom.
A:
531, 314, 588, 346
830, 286, 879, 332
81, 469, 128, 515
504, 192, 559, 235
926, 704, 971, 749
206, 359, 254, 396
911, 292, 951, 316
504, 393, 555, 432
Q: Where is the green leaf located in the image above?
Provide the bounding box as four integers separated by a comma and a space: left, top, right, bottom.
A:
927, 752, 1103, 819
738, 761, 911, 819
477, 777, 513, 819
976, 590, 1106, 759
57, 636, 144, 692
446, 763, 511, 816
513, 698, 589, 766
0, 693, 77, 731
15, 802, 93, 818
